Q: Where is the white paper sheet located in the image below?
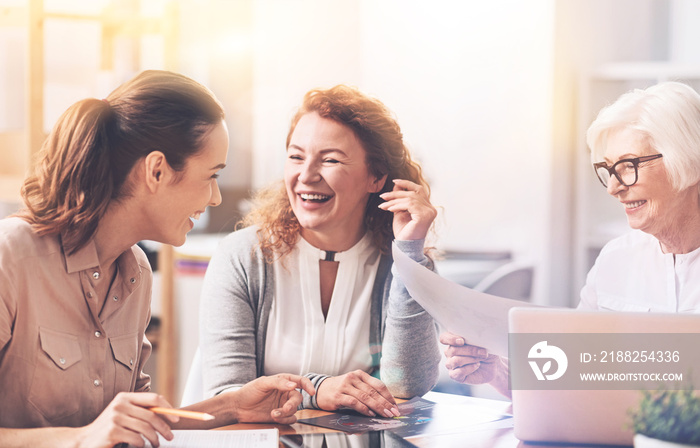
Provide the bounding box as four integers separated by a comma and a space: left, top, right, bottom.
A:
131, 428, 279, 448
392, 244, 538, 356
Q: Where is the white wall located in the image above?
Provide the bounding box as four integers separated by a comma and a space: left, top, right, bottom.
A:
669, 0, 700, 64
359, 1, 555, 254
250, 0, 556, 302
251, 0, 364, 186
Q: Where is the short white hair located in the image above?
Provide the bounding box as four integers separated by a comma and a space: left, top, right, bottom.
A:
586, 81, 700, 195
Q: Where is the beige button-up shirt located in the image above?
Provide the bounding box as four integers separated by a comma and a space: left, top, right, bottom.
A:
0, 217, 153, 428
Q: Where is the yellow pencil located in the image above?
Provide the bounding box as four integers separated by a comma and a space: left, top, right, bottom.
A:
149, 407, 215, 421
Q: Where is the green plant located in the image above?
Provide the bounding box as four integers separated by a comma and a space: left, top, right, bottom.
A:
629, 386, 700, 445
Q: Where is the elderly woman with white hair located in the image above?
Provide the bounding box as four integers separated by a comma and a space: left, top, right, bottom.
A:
579, 81, 700, 312
440, 81, 700, 397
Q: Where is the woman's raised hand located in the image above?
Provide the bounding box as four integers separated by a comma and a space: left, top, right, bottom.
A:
378, 179, 437, 241
315, 370, 401, 418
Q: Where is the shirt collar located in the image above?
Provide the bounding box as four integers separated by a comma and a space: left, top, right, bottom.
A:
63, 236, 100, 274
62, 235, 143, 288
117, 246, 143, 290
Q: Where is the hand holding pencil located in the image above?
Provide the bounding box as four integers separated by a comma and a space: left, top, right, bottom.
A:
77, 392, 178, 448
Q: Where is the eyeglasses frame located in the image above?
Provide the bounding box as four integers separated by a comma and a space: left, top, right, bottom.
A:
592, 154, 664, 188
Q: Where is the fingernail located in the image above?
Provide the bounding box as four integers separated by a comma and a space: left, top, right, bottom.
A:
368, 410, 376, 417
391, 406, 401, 417
272, 410, 281, 417
456, 338, 465, 346
287, 382, 297, 388
478, 348, 488, 357
383, 409, 394, 418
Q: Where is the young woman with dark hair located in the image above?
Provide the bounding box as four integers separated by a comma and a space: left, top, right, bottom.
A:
0, 70, 313, 448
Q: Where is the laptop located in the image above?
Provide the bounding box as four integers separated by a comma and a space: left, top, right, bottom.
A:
508, 307, 700, 446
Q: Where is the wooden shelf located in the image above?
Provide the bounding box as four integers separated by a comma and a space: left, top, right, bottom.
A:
590, 61, 700, 81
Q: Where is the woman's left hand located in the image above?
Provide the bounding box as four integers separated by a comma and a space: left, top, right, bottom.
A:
378, 179, 437, 241
315, 370, 400, 418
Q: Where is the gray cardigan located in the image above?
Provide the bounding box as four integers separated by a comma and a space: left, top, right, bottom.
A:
199, 226, 440, 408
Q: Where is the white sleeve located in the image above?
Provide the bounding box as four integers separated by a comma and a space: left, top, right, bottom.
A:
577, 258, 600, 310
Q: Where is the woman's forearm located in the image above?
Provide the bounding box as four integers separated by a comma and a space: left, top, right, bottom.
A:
0, 427, 82, 448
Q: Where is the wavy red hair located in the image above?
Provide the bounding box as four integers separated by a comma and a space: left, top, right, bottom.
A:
242, 85, 430, 261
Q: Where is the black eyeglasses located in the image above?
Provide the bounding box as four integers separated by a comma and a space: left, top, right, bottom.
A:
593, 154, 663, 188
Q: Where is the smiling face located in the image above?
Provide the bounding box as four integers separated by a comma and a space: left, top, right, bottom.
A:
602, 127, 697, 242
157, 119, 229, 246
284, 112, 384, 250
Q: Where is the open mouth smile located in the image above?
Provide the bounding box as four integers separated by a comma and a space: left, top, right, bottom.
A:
624, 200, 646, 209
300, 193, 332, 203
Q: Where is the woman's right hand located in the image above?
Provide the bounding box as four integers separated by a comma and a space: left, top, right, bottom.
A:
316, 370, 401, 418
378, 179, 437, 242
76, 392, 178, 448
440, 332, 511, 398
440, 332, 501, 384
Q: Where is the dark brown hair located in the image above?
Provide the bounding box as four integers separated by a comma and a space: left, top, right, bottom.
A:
242, 84, 430, 261
18, 70, 224, 253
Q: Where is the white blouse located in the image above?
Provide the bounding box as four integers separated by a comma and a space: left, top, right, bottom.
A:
264, 233, 381, 376
578, 230, 700, 312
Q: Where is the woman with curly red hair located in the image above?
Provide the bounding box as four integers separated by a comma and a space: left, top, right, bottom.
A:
200, 85, 441, 418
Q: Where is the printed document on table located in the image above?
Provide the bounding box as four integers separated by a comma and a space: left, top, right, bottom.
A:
130, 428, 278, 448
392, 243, 538, 356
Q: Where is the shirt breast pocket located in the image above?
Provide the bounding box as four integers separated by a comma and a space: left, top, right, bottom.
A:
598, 294, 651, 312
28, 327, 83, 422
109, 333, 139, 394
